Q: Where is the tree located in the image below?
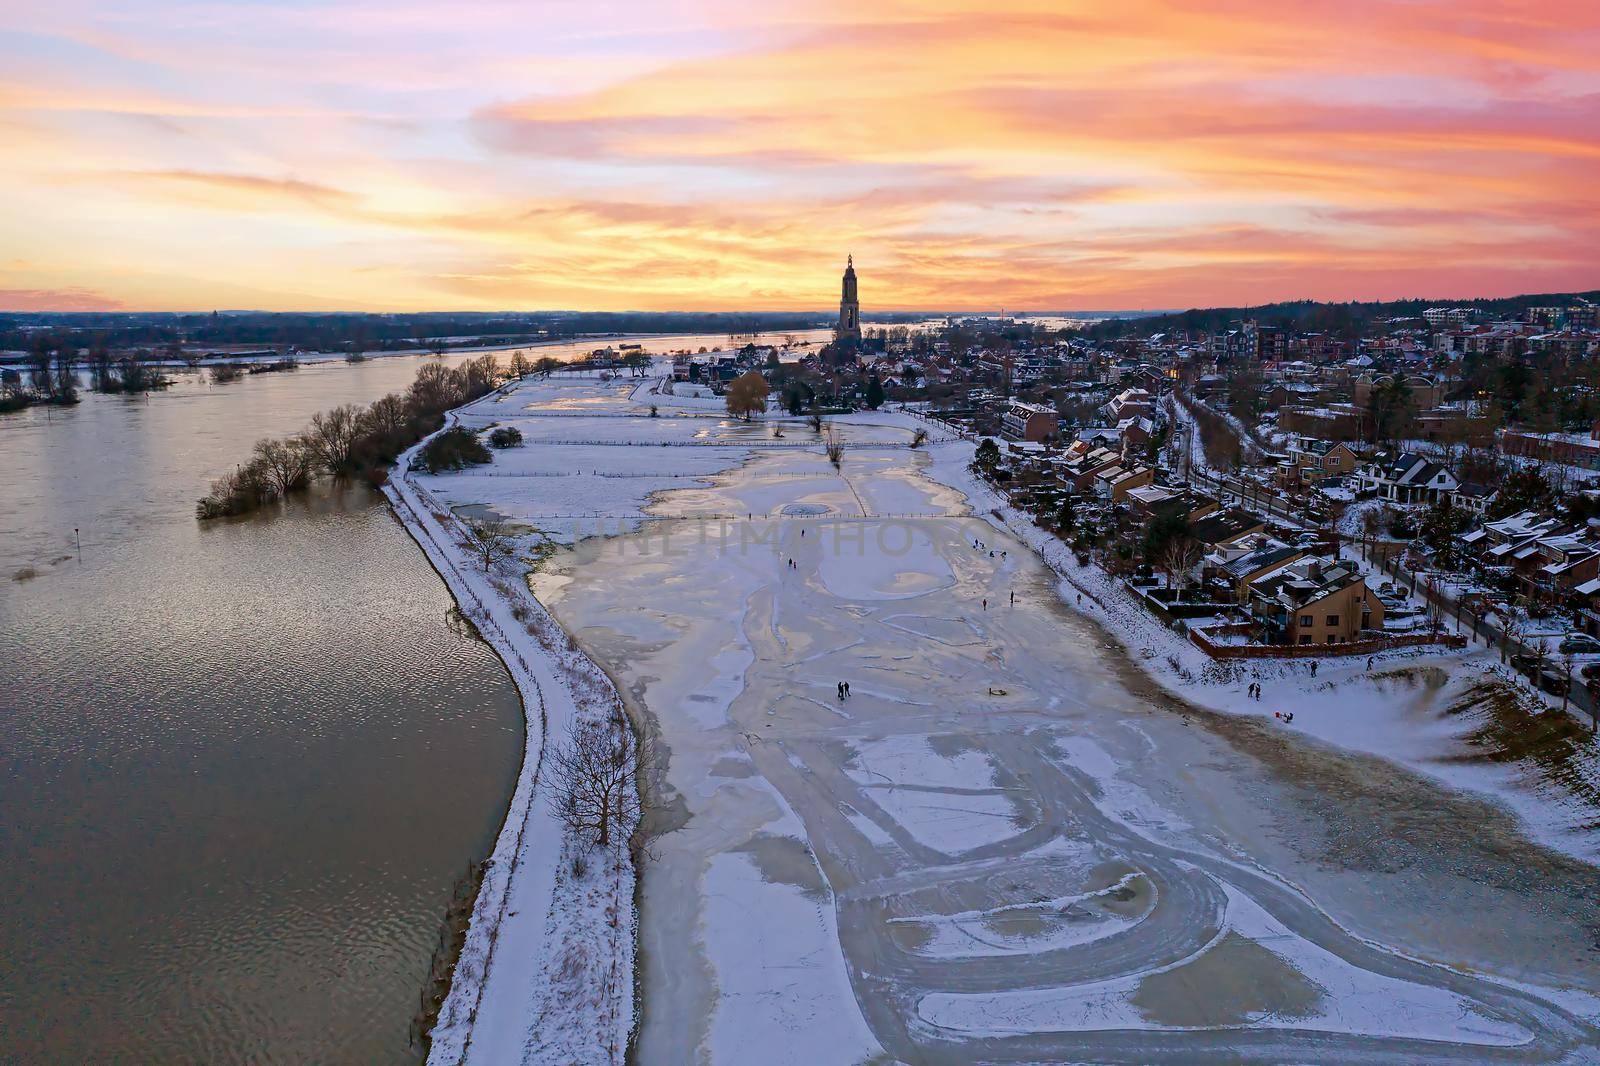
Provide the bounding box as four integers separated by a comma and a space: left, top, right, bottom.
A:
467, 517, 516, 571
488, 426, 523, 448
725, 371, 768, 420
784, 384, 806, 417
416, 426, 491, 472
51, 345, 79, 403
253, 436, 314, 495
1057, 496, 1077, 532
825, 429, 844, 470
1487, 467, 1553, 520
910, 428, 929, 449
508, 351, 532, 380
306, 404, 366, 473
974, 437, 1000, 469
1367, 375, 1415, 446
549, 715, 644, 851
865, 375, 885, 410
26, 336, 52, 394
1360, 505, 1384, 562
1142, 510, 1191, 566
1160, 535, 1204, 598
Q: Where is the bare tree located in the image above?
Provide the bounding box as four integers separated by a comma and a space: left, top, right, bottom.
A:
825, 429, 844, 470
1160, 535, 1203, 599
253, 436, 314, 495
1360, 506, 1383, 563
549, 715, 644, 851
910, 427, 929, 449
306, 404, 366, 473
467, 517, 516, 572
1500, 609, 1525, 666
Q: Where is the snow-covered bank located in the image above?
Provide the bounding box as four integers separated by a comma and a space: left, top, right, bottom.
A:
386, 365, 937, 1063
919, 439, 1600, 865
385, 415, 638, 1066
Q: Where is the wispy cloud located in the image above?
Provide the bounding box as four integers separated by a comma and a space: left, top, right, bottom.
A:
1, 0, 1597, 310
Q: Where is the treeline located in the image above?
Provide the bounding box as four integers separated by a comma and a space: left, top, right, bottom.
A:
1, 310, 837, 354
195, 355, 503, 519
1084, 289, 1600, 341
0, 331, 177, 413
1, 334, 84, 410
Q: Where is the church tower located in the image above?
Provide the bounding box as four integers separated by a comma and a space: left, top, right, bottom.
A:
836, 255, 861, 344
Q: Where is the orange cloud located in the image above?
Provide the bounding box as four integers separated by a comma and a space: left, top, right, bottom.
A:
0, 0, 1596, 310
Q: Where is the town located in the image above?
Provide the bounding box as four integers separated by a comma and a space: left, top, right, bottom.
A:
644, 288, 1600, 725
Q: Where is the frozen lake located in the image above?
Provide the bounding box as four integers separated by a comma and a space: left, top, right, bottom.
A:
496, 383, 1600, 1062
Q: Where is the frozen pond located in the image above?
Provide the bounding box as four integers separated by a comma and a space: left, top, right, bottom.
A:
527, 424, 1600, 1063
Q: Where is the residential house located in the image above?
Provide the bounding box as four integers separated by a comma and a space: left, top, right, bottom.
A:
1280, 437, 1359, 489
1358, 452, 1459, 504
1001, 400, 1059, 443
1206, 535, 1308, 602
1249, 558, 1385, 645
1189, 508, 1269, 551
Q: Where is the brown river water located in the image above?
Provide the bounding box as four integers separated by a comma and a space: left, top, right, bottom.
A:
0, 330, 827, 1063
1, 353, 526, 1062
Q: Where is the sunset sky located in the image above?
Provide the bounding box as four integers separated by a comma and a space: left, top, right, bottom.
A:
2, 0, 1597, 312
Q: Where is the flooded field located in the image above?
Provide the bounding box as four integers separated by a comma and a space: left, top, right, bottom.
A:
526, 421, 1600, 1062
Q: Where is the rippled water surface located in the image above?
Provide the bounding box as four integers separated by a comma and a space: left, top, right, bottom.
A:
0, 355, 530, 1062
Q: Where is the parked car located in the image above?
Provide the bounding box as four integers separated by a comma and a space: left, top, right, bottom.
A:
1558, 635, 1600, 656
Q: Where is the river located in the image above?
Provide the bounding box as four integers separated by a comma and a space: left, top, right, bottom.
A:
0, 331, 821, 1063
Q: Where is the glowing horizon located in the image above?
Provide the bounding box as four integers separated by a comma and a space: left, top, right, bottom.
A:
2, 0, 1597, 313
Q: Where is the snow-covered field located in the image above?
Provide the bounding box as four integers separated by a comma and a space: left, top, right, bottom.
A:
401, 365, 1600, 1063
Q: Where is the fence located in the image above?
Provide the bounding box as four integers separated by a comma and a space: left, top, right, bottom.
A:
1188, 621, 1465, 660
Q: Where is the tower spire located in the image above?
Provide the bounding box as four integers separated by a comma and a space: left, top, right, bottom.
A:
836, 254, 861, 344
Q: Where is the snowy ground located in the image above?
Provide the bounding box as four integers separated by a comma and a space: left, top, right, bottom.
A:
929, 447, 1600, 866
409, 366, 1600, 1064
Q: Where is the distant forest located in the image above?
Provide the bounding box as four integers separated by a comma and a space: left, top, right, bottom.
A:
0, 310, 874, 353
1084, 289, 1600, 341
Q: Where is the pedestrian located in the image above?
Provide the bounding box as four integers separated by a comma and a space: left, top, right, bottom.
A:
844, 681, 850, 697
837, 682, 844, 700
1010, 590, 1016, 605
982, 598, 988, 610
1366, 655, 1374, 670
1310, 660, 1318, 677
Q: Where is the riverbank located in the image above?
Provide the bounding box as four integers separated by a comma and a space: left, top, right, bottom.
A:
0, 355, 526, 1063
385, 392, 639, 1066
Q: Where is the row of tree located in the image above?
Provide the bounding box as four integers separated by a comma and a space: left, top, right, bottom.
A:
195, 355, 504, 519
